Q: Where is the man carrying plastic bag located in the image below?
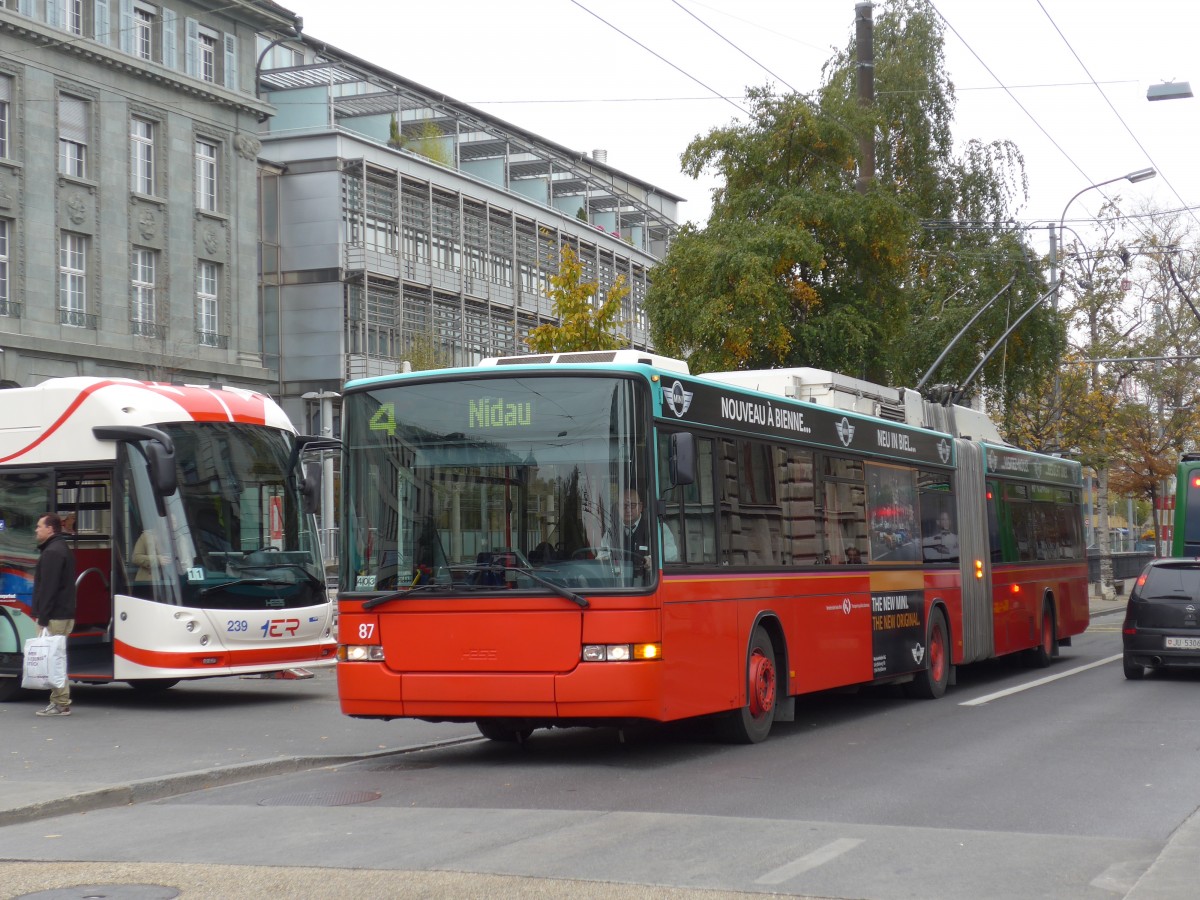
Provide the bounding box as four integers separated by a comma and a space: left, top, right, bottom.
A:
28, 513, 75, 717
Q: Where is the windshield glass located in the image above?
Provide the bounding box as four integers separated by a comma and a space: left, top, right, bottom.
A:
116, 423, 325, 610
342, 374, 651, 594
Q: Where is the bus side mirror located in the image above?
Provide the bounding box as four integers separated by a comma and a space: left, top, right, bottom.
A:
669, 432, 696, 487
145, 441, 178, 498
300, 462, 321, 516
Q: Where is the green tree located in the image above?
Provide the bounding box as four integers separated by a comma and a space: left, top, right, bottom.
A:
404, 332, 453, 371
647, 0, 1058, 405
526, 243, 630, 353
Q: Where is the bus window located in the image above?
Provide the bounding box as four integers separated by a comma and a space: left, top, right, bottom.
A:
918, 471, 957, 564
822, 456, 866, 565
0, 471, 53, 614
866, 464, 919, 562
658, 434, 715, 566
779, 446, 818, 565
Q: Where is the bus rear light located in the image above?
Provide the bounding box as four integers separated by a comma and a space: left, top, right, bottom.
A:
339, 644, 384, 662
1010, 584, 1021, 594
582, 643, 661, 662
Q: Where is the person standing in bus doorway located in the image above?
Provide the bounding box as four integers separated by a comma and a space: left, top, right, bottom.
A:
31, 513, 76, 717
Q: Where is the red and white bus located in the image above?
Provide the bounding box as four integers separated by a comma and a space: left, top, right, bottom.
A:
0, 378, 337, 699
336, 352, 1088, 742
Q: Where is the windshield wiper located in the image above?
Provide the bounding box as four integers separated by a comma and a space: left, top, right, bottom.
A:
491, 562, 588, 608
362, 580, 454, 609
199, 577, 295, 596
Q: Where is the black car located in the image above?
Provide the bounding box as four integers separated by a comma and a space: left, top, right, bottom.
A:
1123, 558, 1200, 679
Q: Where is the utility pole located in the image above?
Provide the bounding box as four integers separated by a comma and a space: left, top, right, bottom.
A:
855, 2, 875, 194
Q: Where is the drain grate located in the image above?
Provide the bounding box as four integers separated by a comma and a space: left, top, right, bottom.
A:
258, 789, 382, 807
16, 886, 180, 900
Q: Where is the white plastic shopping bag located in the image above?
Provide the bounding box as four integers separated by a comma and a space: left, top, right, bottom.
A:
22, 629, 67, 691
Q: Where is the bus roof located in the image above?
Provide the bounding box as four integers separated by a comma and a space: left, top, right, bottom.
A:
0, 378, 293, 467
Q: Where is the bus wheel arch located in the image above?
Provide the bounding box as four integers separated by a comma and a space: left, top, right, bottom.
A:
717, 615, 786, 744
905, 603, 950, 699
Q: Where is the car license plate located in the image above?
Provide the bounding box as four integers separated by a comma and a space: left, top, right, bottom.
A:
1164, 636, 1200, 649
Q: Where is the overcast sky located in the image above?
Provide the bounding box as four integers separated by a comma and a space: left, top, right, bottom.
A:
296, 0, 1198, 256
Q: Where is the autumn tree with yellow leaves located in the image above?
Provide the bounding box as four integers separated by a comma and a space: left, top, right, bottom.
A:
525, 243, 630, 353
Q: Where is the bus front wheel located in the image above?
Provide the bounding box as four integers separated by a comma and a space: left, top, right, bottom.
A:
905, 608, 949, 699
717, 625, 777, 744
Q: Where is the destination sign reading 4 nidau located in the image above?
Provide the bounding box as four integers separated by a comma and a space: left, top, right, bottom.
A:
661, 378, 954, 468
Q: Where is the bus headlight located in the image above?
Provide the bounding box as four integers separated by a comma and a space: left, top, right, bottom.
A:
338, 644, 384, 662
582, 643, 661, 662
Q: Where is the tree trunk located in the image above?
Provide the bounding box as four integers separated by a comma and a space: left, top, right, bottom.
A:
1097, 467, 1115, 600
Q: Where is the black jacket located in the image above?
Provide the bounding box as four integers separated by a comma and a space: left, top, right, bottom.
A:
32, 533, 76, 626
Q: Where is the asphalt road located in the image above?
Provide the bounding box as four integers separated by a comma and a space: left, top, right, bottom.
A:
2, 603, 1198, 899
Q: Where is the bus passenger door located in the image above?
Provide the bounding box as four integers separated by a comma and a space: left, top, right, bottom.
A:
56, 473, 115, 637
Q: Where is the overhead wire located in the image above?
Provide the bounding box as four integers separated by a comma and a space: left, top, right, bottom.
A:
566, 0, 749, 116
1035, 0, 1200, 231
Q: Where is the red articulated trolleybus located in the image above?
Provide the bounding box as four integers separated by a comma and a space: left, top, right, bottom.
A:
336, 351, 1088, 743
0, 378, 337, 699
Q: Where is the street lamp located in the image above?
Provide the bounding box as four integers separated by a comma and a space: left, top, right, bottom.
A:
301, 389, 340, 563
1147, 81, 1192, 101
1051, 167, 1157, 314
1046, 168, 1156, 451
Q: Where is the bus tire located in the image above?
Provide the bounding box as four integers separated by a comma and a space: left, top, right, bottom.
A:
717, 625, 777, 744
905, 608, 949, 700
128, 679, 180, 693
1027, 601, 1056, 669
476, 720, 533, 743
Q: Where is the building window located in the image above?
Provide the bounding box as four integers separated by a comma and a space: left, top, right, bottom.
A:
63, 0, 84, 35
130, 116, 155, 195
0, 219, 9, 316
59, 232, 88, 326
133, 5, 156, 61
0, 75, 10, 159
58, 94, 89, 178
197, 261, 220, 344
195, 139, 217, 211
198, 30, 217, 83
131, 248, 157, 335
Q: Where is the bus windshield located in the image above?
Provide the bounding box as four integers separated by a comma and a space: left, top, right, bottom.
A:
120, 422, 325, 610
342, 374, 651, 594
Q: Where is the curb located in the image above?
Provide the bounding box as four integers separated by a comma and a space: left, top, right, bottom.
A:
0, 735, 482, 828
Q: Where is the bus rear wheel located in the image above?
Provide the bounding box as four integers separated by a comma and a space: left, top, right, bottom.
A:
1026, 601, 1056, 668
905, 608, 949, 699
717, 625, 777, 744
476, 720, 533, 743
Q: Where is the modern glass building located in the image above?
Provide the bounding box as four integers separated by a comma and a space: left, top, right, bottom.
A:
255, 32, 682, 402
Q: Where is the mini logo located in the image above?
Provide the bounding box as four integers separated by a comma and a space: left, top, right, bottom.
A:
938, 439, 951, 464
911, 642, 926, 665
842, 598, 852, 615
665, 380, 693, 417
836, 416, 855, 446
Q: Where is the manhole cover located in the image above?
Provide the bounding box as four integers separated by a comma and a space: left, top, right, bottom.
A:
258, 789, 382, 807
17, 886, 180, 900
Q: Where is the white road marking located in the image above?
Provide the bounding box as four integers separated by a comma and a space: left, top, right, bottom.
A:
959, 654, 1122, 706
755, 837, 864, 884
